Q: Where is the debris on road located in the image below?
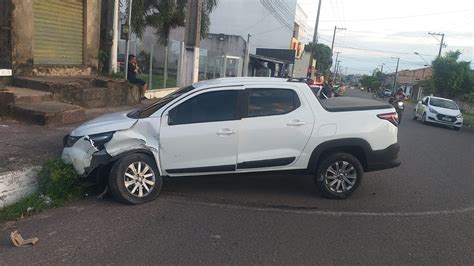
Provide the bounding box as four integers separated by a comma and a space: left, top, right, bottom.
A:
10, 230, 39, 247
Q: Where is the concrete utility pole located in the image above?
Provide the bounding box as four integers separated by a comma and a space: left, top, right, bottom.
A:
124, 0, 133, 80
335, 60, 341, 82
332, 51, 340, 82
308, 0, 322, 78
184, 0, 203, 85
149, 38, 154, 88
428, 32, 445, 57
109, 0, 119, 74
391, 57, 400, 90
243, 34, 251, 76
330, 26, 346, 51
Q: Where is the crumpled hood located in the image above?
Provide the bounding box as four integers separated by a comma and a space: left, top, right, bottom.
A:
71, 110, 138, 136
430, 106, 461, 116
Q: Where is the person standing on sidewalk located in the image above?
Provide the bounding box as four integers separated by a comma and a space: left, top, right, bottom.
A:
127, 54, 148, 100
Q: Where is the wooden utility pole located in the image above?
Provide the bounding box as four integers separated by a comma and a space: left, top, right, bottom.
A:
307, 0, 322, 79
330, 26, 346, 51
184, 0, 203, 85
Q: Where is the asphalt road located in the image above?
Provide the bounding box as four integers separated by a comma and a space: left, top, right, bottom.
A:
1, 89, 473, 265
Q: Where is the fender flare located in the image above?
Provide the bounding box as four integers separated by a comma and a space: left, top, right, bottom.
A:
307, 138, 371, 172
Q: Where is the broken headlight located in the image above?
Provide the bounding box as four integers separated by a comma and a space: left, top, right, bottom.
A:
86, 131, 115, 150
63, 135, 81, 148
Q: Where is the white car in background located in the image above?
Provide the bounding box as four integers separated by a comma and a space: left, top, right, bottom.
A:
414, 96, 463, 130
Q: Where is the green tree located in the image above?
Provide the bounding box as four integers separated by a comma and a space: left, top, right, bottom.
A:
305, 43, 333, 76
130, 0, 218, 45
431, 50, 472, 98
360, 70, 384, 90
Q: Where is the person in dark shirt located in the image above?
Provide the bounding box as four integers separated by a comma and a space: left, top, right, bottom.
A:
320, 81, 332, 99
127, 54, 147, 99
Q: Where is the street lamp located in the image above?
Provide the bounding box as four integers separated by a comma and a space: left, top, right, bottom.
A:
414, 52, 429, 66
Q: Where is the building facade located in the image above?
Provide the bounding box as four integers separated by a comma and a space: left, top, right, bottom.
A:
0, 0, 101, 77
208, 0, 309, 53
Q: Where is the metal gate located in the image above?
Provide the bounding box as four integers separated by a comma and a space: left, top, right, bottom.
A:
33, 0, 84, 65
0, 0, 12, 70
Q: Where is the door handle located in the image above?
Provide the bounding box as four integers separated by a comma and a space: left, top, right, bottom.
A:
216, 128, 235, 136
287, 120, 306, 127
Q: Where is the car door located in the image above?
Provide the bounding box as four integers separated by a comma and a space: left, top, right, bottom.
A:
416, 96, 428, 117
236, 86, 314, 171
159, 87, 242, 175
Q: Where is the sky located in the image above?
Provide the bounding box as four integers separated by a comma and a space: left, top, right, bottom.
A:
297, 0, 474, 74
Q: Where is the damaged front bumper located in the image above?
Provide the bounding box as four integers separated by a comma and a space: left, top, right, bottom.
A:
62, 135, 112, 177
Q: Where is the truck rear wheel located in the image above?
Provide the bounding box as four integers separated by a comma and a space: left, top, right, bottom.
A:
314, 152, 363, 199
109, 153, 162, 204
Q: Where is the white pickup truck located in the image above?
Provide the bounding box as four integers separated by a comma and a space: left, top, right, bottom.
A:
62, 78, 401, 204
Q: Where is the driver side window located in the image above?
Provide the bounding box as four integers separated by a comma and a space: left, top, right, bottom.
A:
168, 90, 238, 126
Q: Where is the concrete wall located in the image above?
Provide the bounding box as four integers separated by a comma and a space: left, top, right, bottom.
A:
10, 0, 101, 76
0, 167, 39, 208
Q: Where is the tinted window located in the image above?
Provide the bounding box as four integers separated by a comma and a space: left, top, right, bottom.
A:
248, 89, 301, 117
429, 98, 458, 110
169, 90, 238, 125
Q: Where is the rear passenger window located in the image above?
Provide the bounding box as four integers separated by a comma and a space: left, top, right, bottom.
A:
248, 89, 301, 117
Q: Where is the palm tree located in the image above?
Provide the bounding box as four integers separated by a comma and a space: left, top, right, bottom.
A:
130, 0, 218, 44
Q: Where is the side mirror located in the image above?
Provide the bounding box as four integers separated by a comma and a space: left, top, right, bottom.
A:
418, 101, 422, 105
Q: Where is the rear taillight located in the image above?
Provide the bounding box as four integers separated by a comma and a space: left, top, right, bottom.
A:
377, 112, 399, 126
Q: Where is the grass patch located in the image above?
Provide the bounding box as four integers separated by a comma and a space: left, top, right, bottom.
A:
138, 74, 177, 90
462, 111, 474, 127
0, 159, 81, 222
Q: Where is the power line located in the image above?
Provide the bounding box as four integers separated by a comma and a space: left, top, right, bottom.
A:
240, 11, 275, 33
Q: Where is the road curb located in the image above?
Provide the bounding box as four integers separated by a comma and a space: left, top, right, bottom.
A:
0, 166, 40, 208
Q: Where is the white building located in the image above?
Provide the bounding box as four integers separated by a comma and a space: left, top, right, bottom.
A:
208, 0, 311, 53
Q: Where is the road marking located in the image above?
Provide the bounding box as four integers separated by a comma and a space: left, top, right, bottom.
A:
166, 197, 474, 217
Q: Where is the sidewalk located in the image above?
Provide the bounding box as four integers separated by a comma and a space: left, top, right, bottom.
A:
0, 99, 156, 207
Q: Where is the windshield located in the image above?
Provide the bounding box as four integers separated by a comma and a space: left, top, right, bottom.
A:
429, 98, 458, 110
129, 86, 195, 118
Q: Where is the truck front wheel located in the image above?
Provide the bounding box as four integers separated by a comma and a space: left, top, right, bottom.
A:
314, 152, 363, 199
109, 153, 163, 204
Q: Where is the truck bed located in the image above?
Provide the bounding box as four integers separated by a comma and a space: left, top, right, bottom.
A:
320, 97, 392, 112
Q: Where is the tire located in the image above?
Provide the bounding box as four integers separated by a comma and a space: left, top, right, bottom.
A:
421, 113, 427, 124
454, 127, 461, 131
109, 153, 163, 204
314, 152, 363, 199
413, 109, 417, 120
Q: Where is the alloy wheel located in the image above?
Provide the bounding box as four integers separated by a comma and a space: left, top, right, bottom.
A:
323, 161, 357, 194
123, 161, 156, 197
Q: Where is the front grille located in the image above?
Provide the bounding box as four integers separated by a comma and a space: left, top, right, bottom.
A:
436, 114, 456, 122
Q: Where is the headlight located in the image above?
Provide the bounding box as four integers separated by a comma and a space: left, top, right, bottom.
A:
429, 107, 438, 114
86, 132, 115, 150
457, 113, 463, 118
63, 135, 81, 148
